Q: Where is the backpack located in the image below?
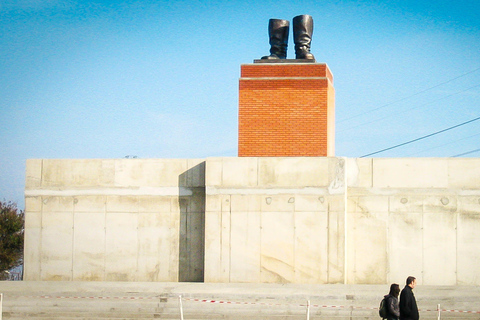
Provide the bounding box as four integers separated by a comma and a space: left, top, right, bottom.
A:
379, 296, 388, 318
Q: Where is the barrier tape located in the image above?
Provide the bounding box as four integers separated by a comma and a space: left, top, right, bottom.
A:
7, 294, 480, 314
183, 297, 480, 314
19, 295, 158, 300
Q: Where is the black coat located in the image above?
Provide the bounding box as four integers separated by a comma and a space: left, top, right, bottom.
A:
399, 285, 419, 320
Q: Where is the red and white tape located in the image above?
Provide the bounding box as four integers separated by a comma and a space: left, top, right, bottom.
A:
20, 295, 157, 300
9, 294, 480, 314
183, 297, 480, 314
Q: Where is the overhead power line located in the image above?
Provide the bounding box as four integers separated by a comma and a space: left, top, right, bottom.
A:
338, 83, 480, 133
338, 66, 480, 124
360, 116, 480, 158
452, 148, 480, 157
407, 132, 480, 156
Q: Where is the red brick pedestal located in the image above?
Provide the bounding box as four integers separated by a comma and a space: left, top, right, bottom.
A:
238, 62, 335, 157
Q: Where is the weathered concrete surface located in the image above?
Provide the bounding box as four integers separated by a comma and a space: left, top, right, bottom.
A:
24, 157, 480, 285
204, 157, 480, 285
24, 159, 206, 282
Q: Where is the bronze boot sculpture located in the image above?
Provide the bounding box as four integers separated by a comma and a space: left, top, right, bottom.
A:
261, 19, 289, 59
293, 15, 315, 60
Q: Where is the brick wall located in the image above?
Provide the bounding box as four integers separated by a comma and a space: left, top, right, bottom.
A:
238, 63, 335, 157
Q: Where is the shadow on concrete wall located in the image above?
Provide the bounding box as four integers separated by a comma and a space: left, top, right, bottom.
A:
178, 161, 206, 282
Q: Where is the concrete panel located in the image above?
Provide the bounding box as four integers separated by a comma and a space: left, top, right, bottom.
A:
25, 196, 42, 212
423, 196, 457, 214
347, 158, 372, 188
42, 196, 74, 212
106, 196, 138, 213
73, 211, 106, 281
179, 209, 205, 282
230, 212, 261, 282
42, 159, 115, 187
294, 195, 328, 212
230, 194, 262, 212
294, 211, 328, 283
353, 196, 389, 214
448, 158, 480, 189
221, 157, 258, 187
373, 158, 449, 188
25, 159, 42, 188
23, 211, 42, 280
388, 212, 423, 284
327, 210, 345, 283
423, 212, 456, 285
186, 159, 206, 187
184, 189, 205, 213
114, 159, 187, 187
205, 158, 223, 187
457, 213, 480, 285
204, 195, 232, 283
329, 195, 346, 212
258, 157, 330, 187
457, 196, 480, 215
205, 194, 222, 212
328, 157, 346, 194
220, 201, 231, 281
41, 211, 74, 281
389, 196, 424, 214
260, 212, 295, 283
105, 212, 138, 281
347, 209, 388, 284
73, 195, 106, 213
137, 211, 178, 282
137, 196, 171, 213
204, 211, 224, 282
261, 195, 296, 212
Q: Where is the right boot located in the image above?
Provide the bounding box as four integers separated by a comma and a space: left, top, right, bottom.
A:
261, 19, 289, 59
293, 14, 315, 60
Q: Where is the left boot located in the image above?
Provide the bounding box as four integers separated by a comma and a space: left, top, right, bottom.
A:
293, 15, 315, 60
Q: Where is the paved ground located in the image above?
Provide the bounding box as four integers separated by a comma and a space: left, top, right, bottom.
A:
1, 282, 479, 319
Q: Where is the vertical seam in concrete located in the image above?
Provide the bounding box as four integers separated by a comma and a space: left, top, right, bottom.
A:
455, 209, 458, 285
135, 195, 139, 282
229, 194, 232, 283
71, 200, 75, 280
343, 157, 348, 285
293, 201, 296, 282
421, 198, 425, 283
39, 159, 44, 280
104, 197, 107, 281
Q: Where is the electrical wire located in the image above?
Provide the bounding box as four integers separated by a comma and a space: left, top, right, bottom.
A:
337, 66, 480, 123
406, 132, 480, 156
360, 116, 480, 157
338, 83, 480, 133
452, 148, 480, 157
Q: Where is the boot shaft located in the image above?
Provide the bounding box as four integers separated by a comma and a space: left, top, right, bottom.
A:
262, 19, 289, 59
293, 15, 315, 60
293, 15, 313, 46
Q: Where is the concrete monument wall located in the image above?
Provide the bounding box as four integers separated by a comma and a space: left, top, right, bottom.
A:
205, 157, 345, 284
24, 157, 480, 285
24, 159, 205, 282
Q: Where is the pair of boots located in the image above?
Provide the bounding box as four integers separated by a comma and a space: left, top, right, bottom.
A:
261, 15, 315, 60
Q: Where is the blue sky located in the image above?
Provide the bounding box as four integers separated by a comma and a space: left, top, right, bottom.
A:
1, 0, 479, 209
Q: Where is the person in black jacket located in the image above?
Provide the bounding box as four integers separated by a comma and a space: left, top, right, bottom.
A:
383, 283, 401, 320
400, 276, 419, 320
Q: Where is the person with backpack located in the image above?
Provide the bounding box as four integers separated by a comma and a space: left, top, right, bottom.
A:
380, 283, 401, 320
